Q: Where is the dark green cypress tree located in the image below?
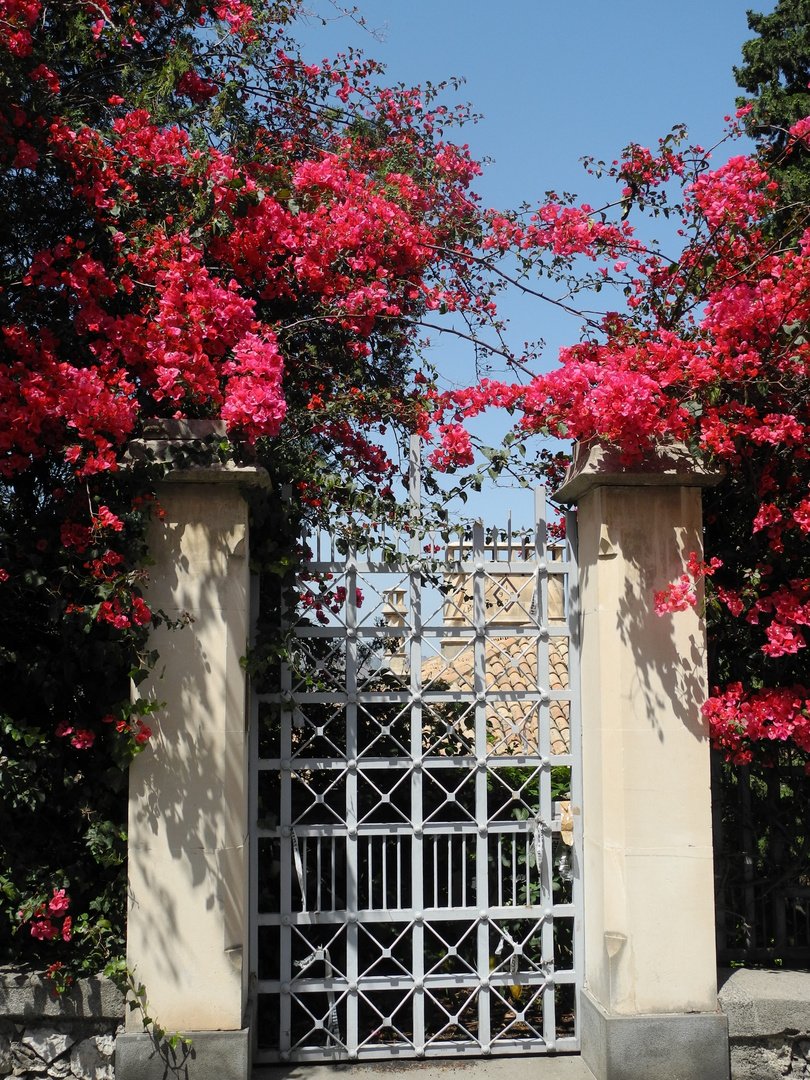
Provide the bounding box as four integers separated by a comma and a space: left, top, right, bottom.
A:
735, 0, 810, 209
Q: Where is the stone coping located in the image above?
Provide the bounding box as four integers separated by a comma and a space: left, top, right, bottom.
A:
718, 967, 810, 1038
553, 441, 724, 504
125, 418, 272, 490
159, 461, 272, 488
0, 973, 124, 1022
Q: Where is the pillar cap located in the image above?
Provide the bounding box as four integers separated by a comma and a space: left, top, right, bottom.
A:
126, 419, 271, 490
552, 441, 724, 505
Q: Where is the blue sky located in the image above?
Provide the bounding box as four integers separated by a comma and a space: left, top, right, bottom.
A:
301, 0, 759, 206
295, 1, 775, 517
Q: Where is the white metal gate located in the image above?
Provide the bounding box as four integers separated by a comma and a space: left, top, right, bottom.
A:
250, 444, 582, 1062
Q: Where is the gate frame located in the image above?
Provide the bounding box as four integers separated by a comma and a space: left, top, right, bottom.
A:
248, 439, 584, 1063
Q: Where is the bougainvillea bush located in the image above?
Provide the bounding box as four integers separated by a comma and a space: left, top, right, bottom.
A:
4, 0, 810, 981
0, 0, 511, 976
509, 119, 810, 772
423, 113, 810, 780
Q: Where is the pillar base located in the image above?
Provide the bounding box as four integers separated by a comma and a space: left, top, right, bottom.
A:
116, 1028, 250, 1080
580, 989, 729, 1080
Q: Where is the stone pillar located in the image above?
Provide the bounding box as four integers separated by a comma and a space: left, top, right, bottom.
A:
554, 442, 729, 1080
117, 425, 269, 1080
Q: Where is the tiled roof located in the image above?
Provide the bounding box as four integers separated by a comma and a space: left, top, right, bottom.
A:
420, 636, 570, 757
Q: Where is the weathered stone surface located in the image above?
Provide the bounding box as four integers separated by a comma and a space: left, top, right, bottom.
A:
729, 1038, 809, 1078
69, 1035, 114, 1080
0, 1034, 11, 1076
46, 1059, 72, 1079
719, 968, 810, 1037
717, 972, 810, 1078
553, 438, 724, 503
21, 1029, 74, 1064
0, 977, 124, 1022
116, 1029, 250, 1080
11, 1039, 48, 1074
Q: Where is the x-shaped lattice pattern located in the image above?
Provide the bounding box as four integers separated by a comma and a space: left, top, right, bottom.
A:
254, 502, 580, 1062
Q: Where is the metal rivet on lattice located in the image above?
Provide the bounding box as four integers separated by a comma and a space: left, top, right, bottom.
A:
281, 983, 290, 994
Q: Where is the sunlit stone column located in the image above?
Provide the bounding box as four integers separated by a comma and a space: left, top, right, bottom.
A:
555, 442, 728, 1080
118, 421, 269, 1080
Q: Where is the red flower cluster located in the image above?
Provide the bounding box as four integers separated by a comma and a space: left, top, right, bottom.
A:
22, 888, 73, 942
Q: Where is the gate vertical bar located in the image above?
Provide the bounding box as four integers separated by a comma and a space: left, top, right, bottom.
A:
472, 520, 491, 1052
535, 489, 557, 1047
278, 598, 294, 1057
409, 435, 426, 1055
566, 507, 584, 1042
248, 572, 260, 1058
345, 551, 360, 1054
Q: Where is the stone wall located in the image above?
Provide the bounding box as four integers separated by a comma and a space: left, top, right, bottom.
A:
0, 973, 124, 1080
720, 969, 810, 1079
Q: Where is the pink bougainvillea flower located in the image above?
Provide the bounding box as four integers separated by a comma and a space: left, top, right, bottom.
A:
70, 729, 95, 749
48, 888, 70, 916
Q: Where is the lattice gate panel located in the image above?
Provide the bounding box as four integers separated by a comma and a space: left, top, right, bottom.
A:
250, 453, 582, 1063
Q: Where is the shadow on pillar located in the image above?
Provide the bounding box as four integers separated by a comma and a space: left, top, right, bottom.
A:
555, 441, 729, 1080
119, 422, 271, 1080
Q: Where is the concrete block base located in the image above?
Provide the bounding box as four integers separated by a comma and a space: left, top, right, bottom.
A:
719, 968, 810, 1079
581, 989, 729, 1080
116, 1027, 250, 1080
